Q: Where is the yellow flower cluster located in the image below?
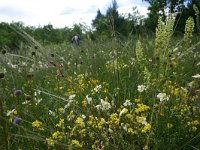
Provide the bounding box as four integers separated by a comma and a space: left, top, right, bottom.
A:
184, 17, 195, 40
136, 40, 145, 69
71, 139, 82, 148
52, 131, 63, 140
127, 127, 137, 135
56, 118, 65, 128
164, 80, 188, 100
92, 140, 104, 150
46, 138, 55, 147
141, 123, 151, 133
135, 103, 150, 114
173, 104, 191, 115
187, 119, 199, 132
87, 116, 105, 130
75, 117, 85, 128
32, 120, 44, 131
108, 113, 120, 128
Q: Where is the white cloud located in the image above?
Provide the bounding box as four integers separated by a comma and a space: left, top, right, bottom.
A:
0, 0, 149, 28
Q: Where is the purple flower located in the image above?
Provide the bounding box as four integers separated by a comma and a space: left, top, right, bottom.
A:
14, 90, 23, 95
13, 117, 22, 125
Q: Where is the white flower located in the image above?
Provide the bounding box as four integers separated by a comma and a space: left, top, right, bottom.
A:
6, 109, 16, 116
95, 104, 101, 110
29, 68, 34, 72
119, 108, 128, 117
82, 114, 86, 120
123, 100, 132, 107
192, 74, 200, 78
64, 100, 73, 109
121, 123, 128, 131
100, 99, 111, 110
86, 95, 92, 104
187, 81, 195, 87
49, 110, 55, 116
157, 93, 169, 101
136, 116, 147, 125
69, 94, 76, 100
93, 84, 102, 92
137, 85, 147, 92
22, 100, 30, 105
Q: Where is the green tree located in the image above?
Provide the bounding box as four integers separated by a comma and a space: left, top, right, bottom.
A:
143, 0, 200, 33
92, 0, 139, 38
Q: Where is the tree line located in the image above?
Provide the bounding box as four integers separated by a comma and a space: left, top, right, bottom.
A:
0, 0, 199, 51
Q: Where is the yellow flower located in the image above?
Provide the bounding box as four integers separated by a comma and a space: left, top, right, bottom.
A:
134, 99, 141, 103
82, 100, 87, 107
52, 131, 63, 140
32, 120, 44, 130
126, 114, 134, 121
193, 120, 199, 125
75, 117, 85, 128
141, 123, 151, 133
119, 108, 128, 117
167, 123, 173, 128
108, 113, 120, 126
58, 107, 64, 113
192, 126, 197, 132
46, 138, 54, 147
91, 79, 99, 84
135, 103, 150, 114
92, 140, 103, 150
56, 118, 65, 128
127, 128, 137, 135
71, 139, 82, 148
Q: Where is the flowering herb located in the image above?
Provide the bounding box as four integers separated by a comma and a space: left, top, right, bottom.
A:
13, 117, 22, 125
14, 90, 23, 95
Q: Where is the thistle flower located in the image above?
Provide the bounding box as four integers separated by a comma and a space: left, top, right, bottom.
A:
2, 50, 6, 54
13, 117, 22, 125
25, 95, 32, 101
0, 72, 5, 79
14, 90, 23, 95
31, 51, 36, 56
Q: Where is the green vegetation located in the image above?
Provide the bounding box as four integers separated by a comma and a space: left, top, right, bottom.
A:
0, 0, 200, 149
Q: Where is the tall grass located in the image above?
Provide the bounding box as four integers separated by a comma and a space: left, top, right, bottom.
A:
0, 15, 200, 149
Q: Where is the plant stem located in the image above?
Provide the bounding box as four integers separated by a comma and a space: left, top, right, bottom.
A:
0, 97, 9, 150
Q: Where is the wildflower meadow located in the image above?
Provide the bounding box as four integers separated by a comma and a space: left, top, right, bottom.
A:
0, 15, 200, 150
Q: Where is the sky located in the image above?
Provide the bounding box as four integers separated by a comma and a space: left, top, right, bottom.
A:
0, 0, 149, 28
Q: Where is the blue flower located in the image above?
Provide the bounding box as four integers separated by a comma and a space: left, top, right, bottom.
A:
13, 117, 22, 125
14, 90, 23, 95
